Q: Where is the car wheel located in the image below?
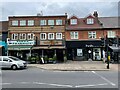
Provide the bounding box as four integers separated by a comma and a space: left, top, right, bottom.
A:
11, 65, 17, 70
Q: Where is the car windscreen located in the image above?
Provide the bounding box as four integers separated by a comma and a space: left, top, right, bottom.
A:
9, 56, 20, 61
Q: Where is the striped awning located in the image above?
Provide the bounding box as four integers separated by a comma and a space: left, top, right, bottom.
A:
8, 45, 32, 50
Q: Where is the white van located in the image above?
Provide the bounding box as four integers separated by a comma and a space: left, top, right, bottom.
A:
0, 56, 27, 70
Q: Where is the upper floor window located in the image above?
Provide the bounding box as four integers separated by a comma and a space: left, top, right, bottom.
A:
56, 20, 62, 25
48, 20, 54, 25
27, 33, 34, 40
107, 31, 116, 38
12, 20, 18, 26
88, 31, 96, 39
19, 33, 26, 40
28, 20, 34, 26
40, 33, 46, 40
11, 33, 18, 40
70, 32, 78, 39
20, 20, 26, 26
87, 18, 94, 24
70, 19, 77, 25
40, 20, 47, 26
56, 33, 62, 39
48, 33, 54, 40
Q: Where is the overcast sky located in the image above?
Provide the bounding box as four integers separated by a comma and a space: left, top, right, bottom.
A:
0, 0, 119, 21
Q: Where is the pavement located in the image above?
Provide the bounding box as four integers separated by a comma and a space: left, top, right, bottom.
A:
28, 60, 118, 71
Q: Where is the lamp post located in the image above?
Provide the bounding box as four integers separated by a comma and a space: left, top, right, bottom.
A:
106, 35, 109, 69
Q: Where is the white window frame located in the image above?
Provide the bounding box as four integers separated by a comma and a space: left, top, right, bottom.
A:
11, 33, 18, 40
88, 31, 96, 39
48, 33, 54, 40
87, 18, 94, 24
56, 33, 62, 39
56, 20, 62, 25
40, 20, 46, 26
20, 20, 26, 26
12, 20, 18, 26
107, 31, 116, 38
70, 32, 78, 39
19, 33, 26, 40
28, 20, 34, 26
48, 20, 54, 25
40, 33, 46, 40
70, 19, 77, 25
27, 33, 34, 40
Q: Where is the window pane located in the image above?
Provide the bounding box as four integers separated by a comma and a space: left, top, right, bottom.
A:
87, 18, 94, 24
70, 32, 78, 39
40, 20, 46, 26
28, 20, 34, 26
56, 33, 62, 39
48, 20, 54, 25
88, 31, 96, 39
27, 33, 34, 40
12, 20, 18, 26
40, 33, 46, 40
48, 33, 54, 40
20, 20, 26, 26
71, 19, 77, 25
56, 20, 62, 25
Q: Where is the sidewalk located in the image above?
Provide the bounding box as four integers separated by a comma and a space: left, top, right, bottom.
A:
28, 61, 118, 71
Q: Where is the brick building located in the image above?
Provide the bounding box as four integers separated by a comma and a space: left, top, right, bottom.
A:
65, 11, 120, 61
8, 14, 67, 61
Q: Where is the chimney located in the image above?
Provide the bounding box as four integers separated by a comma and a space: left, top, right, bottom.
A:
93, 11, 98, 17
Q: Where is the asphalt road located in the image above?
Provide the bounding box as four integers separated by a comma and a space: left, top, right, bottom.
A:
1, 67, 119, 89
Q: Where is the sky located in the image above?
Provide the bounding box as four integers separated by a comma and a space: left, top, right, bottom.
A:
0, 0, 119, 21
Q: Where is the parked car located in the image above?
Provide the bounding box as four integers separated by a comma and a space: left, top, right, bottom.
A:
0, 56, 27, 70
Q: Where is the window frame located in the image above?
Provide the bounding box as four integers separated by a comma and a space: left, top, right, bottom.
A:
87, 18, 94, 24
48, 33, 54, 40
11, 33, 18, 40
56, 33, 62, 39
88, 31, 96, 39
107, 31, 116, 38
19, 33, 26, 40
27, 33, 34, 40
28, 20, 34, 26
20, 20, 26, 26
40, 33, 47, 40
70, 19, 77, 25
12, 20, 18, 26
48, 20, 54, 25
70, 32, 78, 39
56, 19, 62, 25
40, 20, 47, 26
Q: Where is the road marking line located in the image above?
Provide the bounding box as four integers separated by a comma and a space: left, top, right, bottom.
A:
92, 71, 116, 86
48, 83, 73, 87
2, 83, 12, 85
20, 82, 31, 84
75, 83, 108, 88
33, 82, 73, 87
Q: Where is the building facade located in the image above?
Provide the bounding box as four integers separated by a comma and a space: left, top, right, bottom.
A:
8, 14, 67, 61
0, 21, 8, 55
66, 12, 120, 61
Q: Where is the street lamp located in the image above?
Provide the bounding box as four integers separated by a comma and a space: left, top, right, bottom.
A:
106, 35, 109, 69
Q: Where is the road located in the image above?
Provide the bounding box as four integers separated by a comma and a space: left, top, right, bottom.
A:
1, 67, 119, 89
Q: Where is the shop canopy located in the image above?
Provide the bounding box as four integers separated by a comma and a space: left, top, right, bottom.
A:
109, 46, 120, 52
8, 45, 32, 50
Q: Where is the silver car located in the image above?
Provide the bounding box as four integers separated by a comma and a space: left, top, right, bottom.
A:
0, 56, 27, 70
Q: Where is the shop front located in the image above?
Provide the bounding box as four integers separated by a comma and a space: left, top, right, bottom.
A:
66, 40, 103, 61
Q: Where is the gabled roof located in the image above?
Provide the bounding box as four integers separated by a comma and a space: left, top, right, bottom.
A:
98, 17, 119, 28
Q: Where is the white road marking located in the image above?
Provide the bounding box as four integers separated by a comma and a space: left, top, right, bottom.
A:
92, 71, 116, 86
75, 83, 108, 88
2, 83, 12, 85
33, 82, 73, 87
20, 82, 31, 84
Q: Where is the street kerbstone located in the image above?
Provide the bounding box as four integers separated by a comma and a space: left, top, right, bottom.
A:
28, 61, 118, 71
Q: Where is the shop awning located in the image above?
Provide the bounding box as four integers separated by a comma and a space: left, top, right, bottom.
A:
109, 46, 120, 52
32, 46, 66, 49
8, 45, 33, 50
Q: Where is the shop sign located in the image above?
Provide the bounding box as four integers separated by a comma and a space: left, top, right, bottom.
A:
77, 49, 83, 56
